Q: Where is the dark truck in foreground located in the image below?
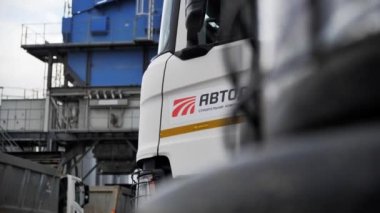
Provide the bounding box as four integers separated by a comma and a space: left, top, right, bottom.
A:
0, 151, 89, 213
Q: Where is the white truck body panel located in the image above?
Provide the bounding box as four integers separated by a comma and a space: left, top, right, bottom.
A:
159, 41, 252, 177
137, 53, 172, 161
66, 175, 84, 213
159, 127, 231, 177
137, 0, 253, 177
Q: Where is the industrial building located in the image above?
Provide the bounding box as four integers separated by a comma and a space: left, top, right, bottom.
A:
0, 0, 163, 185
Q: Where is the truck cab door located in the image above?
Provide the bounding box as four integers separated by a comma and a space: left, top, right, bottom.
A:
158, 0, 255, 177
137, 0, 180, 163
65, 175, 88, 213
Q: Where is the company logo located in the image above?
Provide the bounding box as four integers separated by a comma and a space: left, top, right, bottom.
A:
171, 87, 247, 119
172, 96, 196, 117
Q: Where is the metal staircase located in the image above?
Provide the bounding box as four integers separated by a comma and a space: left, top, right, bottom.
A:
0, 125, 22, 152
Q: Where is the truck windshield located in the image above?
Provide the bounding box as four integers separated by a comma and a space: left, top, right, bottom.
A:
158, 0, 175, 54
75, 182, 86, 207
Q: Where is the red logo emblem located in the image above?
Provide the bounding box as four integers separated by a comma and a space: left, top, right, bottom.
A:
172, 96, 196, 117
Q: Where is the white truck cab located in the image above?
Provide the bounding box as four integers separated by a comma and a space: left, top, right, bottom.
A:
136, 0, 256, 203
60, 175, 89, 213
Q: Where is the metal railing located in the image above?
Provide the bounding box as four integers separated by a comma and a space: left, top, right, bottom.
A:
0, 87, 45, 100
20, 18, 159, 46
21, 23, 63, 45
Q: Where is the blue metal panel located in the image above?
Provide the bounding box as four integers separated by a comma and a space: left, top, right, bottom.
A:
66, 0, 163, 43
135, 15, 148, 39
143, 0, 150, 13
155, 0, 163, 11
95, 0, 118, 7
103, 0, 136, 42
153, 0, 163, 42
91, 49, 143, 86
62, 18, 72, 42
63, 0, 163, 87
153, 14, 161, 41
71, 14, 91, 42
69, 0, 142, 43
91, 16, 109, 34
72, 0, 94, 15
67, 53, 87, 82
62, 18, 72, 34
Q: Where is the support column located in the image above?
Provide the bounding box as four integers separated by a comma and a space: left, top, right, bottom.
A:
0, 86, 3, 106
47, 54, 53, 90
44, 54, 53, 146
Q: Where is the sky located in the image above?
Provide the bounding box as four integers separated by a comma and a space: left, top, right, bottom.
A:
0, 0, 63, 99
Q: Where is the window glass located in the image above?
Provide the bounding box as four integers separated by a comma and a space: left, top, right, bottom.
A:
75, 183, 81, 204
200, 0, 221, 44
199, 0, 255, 45
158, 0, 175, 54
158, 0, 255, 54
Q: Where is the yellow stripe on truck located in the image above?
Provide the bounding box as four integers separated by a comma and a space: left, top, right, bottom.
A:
160, 116, 244, 138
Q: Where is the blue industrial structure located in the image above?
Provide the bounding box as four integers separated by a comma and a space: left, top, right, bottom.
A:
13, 0, 164, 180
62, 0, 162, 86
63, 0, 161, 43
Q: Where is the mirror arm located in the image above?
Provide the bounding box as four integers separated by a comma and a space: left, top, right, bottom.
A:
185, 0, 207, 47
187, 31, 199, 46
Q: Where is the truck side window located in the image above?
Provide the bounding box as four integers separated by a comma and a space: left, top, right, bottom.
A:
75, 182, 81, 204
199, 0, 255, 45
200, 0, 221, 45
75, 182, 86, 207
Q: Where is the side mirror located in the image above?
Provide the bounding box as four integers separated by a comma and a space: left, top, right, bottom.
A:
185, 0, 207, 46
